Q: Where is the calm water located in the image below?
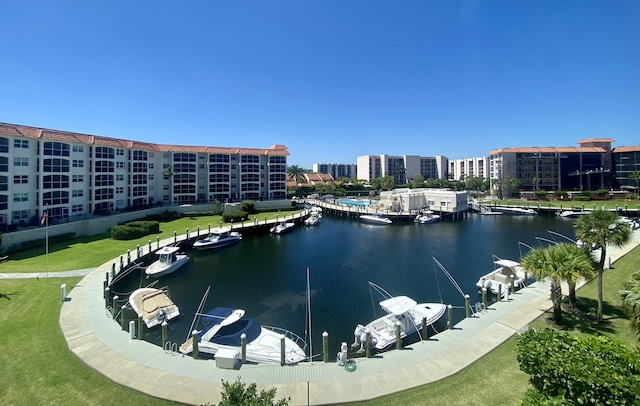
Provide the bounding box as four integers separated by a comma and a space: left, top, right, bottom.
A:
114, 212, 577, 354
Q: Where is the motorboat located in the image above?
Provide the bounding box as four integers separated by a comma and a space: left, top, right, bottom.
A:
193, 227, 242, 250
360, 213, 392, 225
476, 256, 528, 296
270, 221, 296, 234
491, 206, 537, 215
309, 205, 322, 215
414, 210, 440, 224
145, 246, 189, 278
304, 213, 321, 226
556, 209, 590, 218
128, 287, 180, 328
179, 307, 307, 364
353, 295, 446, 352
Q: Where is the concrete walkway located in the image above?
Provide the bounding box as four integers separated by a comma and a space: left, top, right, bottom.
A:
31, 229, 640, 405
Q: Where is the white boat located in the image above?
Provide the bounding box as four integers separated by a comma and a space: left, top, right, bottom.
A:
309, 205, 322, 215
179, 307, 307, 364
414, 210, 440, 224
476, 256, 528, 296
270, 221, 296, 234
145, 246, 189, 278
304, 213, 321, 226
556, 210, 590, 218
353, 295, 446, 352
491, 206, 537, 215
360, 213, 392, 225
193, 227, 242, 250
128, 287, 180, 328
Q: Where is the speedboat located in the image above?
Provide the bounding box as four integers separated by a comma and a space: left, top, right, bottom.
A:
360, 213, 392, 225
179, 307, 307, 364
556, 210, 589, 218
491, 206, 537, 215
304, 213, 321, 226
193, 227, 242, 250
476, 256, 528, 296
414, 210, 440, 224
353, 295, 446, 352
128, 287, 180, 328
270, 221, 296, 234
145, 246, 189, 278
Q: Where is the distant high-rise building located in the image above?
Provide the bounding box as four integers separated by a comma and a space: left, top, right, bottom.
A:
312, 163, 357, 179
448, 157, 489, 181
356, 154, 447, 184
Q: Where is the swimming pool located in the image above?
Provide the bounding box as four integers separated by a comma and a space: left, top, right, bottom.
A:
336, 199, 373, 206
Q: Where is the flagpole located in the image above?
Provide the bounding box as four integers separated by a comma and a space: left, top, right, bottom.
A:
44, 210, 49, 283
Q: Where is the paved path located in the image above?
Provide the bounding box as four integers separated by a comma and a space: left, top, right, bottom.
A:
8, 230, 640, 405
0, 268, 94, 279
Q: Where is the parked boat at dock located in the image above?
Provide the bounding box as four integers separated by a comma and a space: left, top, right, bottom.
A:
414, 210, 440, 224
360, 213, 392, 225
145, 246, 189, 278
491, 206, 537, 216
193, 227, 242, 250
129, 287, 180, 328
476, 256, 528, 296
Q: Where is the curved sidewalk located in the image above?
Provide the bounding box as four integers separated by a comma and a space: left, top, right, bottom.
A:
58, 231, 640, 406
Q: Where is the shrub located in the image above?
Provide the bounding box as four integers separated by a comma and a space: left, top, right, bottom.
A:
240, 200, 256, 214
222, 211, 248, 223
596, 188, 610, 196
554, 190, 568, 198
580, 190, 592, 197
516, 328, 640, 405
574, 195, 591, 201
535, 190, 547, 199
215, 378, 289, 406
142, 210, 180, 222
111, 221, 159, 240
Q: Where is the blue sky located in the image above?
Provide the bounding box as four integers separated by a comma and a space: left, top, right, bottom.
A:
1, 1, 638, 169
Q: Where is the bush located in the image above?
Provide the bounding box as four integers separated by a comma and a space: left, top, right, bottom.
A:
554, 190, 568, 198
240, 200, 256, 214
215, 378, 289, 406
535, 190, 547, 199
580, 190, 592, 197
574, 195, 591, 201
111, 221, 160, 240
516, 328, 640, 405
222, 211, 248, 223
142, 210, 181, 222
596, 188, 610, 196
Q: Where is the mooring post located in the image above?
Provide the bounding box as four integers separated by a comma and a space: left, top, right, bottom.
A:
156, 236, 160, 250
110, 264, 115, 281
161, 321, 168, 349
138, 314, 144, 339
447, 304, 453, 329
365, 332, 371, 358
186, 228, 189, 240
395, 321, 402, 350
482, 288, 487, 311
505, 284, 510, 301
104, 287, 110, 309
192, 330, 199, 360
127, 249, 130, 264
280, 336, 286, 366
129, 320, 135, 342
60, 284, 66, 302
119, 255, 123, 271
103, 279, 108, 298
524, 272, 528, 287
465, 294, 470, 318
148, 240, 152, 256
174, 231, 177, 243
510, 275, 515, 293
197, 225, 200, 237
136, 244, 140, 259
421, 316, 428, 340
323, 331, 329, 362
240, 333, 246, 363
498, 283, 502, 302
111, 295, 119, 318
120, 305, 127, 329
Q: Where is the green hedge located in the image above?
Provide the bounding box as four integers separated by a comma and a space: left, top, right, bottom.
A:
574, 195, 591, 201
111, 221, 160, 240
141, 210, 181, 222
222, 211, 248, 223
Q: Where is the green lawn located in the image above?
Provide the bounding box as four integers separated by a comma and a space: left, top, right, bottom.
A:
0, 215, 638, 406
482, 198, 640, 212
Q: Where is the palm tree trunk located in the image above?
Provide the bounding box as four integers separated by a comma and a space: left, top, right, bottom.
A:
567, 281, 577, 309
597, 244, 607, 321
550, 281, 563, 324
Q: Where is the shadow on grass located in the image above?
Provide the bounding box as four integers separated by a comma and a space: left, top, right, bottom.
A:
540, 297, 626, 335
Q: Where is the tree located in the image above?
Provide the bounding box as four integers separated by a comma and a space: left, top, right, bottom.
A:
516, 328, 640, 405
379, 176, 395, 191
619, 271, 640, 339
574, 209, 632, 320
211, 200, 223, 215
215, 378, 289, 406
630, 171, 640, 198
163, 164, 176, 204
286, 165, 306, 185
504, 175, 520, 198
553, 243, 597, 308
412, 173, 425, 187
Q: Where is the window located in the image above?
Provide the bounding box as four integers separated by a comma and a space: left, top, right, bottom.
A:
210, 164, 230, 173
95, 174, 114, 186
116, 149, 124, 156
14, 157, 28, 166
210, 154, 230, 163
12, 210, 30, 222
174, 163, 196, 173
94, 188, 114, 200
43, 141, 70, 156
0, 137, 9, 153
13, 175, 28, 184
14, 139, 28, 148
0, 157, 7, 172
0, 195, 6, 210
43, 191, 69, 205
95, 161, 114, 173
72, 175, 84, 182
72, 159, 84, 168
116, 161, 124, 169
116, 174, 124, 181
132, 150, 148, 161
149, 174, 154, 180
13, 193, 28, 202
241, 155, 259, 163
174, 174, 196, 183
43, 174, 69, 189
132, 186, 147, 197
95, 147, 114, 159
163, 152, 170, 159
72, 145, 84, 153
116, 187, 124, 194
132, 162, 147, 173
72, 189, 84, 197
132, 174, 147, 185
72, 204, 83, 213
174, 153, 196, 162
43, 158, 70, 172
173, 184, 196, 194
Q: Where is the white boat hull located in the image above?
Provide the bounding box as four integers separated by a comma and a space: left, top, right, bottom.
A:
476, 258, 528, 296
145, 254, 189, 277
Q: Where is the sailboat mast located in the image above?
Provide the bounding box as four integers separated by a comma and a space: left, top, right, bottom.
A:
306, 267, 312, 362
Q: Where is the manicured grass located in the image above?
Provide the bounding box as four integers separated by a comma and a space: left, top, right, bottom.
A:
0, 211, 297, 273
483, 198, 640, 212
0, 215, 638, 406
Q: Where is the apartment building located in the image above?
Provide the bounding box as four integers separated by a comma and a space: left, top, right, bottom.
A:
613, 146, 640, 191
356, 154, 447, 184
312, 163, 357, 179
448, 157, 489, 181
1, 122, 288, 228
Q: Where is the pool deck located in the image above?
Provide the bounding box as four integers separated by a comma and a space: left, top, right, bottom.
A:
59, 229, 640, 406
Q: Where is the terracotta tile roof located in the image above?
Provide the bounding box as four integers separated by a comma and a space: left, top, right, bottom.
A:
489, 146, 606, 155
0, 122, 289, 156
578, 138, 615, 144
613, 146, 640, 153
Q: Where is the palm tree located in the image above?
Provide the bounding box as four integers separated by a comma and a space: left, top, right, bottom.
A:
574, 209, 632, 321
521, 246, 565, 324
629, 171, 640, 198
521, 243, 595, 323
286, 165, 306, 185
618, 271, 640, 338
163, 164, 176, 204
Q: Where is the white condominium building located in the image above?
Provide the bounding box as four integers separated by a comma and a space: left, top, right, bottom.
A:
448, 157, 489, 181
356, 154, 447, 184
312, 163, 357, 179
0, 122, 288, 228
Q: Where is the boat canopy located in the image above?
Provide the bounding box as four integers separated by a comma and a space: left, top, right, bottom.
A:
380, 296, 417, 315
200, 307, 246, 341
155, 246, 180, 255
494, 259, 520, 268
